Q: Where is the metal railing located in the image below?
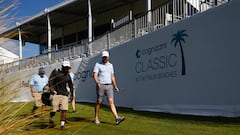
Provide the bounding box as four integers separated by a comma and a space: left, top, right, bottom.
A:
0, 0, 229, 74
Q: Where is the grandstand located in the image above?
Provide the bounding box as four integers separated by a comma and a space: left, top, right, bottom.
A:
0, 0, 228, 73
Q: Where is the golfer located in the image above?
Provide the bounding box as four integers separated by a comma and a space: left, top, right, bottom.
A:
93, 50, 125, 125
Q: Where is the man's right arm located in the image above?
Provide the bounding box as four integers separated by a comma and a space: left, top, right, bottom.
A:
93, 63, 101, 87
30, 76, 35, 97
93, 72, 100, 88
48, 69, 57, 93
30, 85, 34, 97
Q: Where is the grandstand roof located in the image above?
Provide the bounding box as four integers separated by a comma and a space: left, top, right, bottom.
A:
0, 0, 167, 45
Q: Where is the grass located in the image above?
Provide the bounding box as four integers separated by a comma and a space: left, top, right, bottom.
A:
4, 102, 240, 135
0, 77, 36, 134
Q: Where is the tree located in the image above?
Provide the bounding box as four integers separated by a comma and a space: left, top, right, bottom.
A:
171, 29, 188, 75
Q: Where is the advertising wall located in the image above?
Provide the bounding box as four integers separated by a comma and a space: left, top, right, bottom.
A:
74, 0, 240, 117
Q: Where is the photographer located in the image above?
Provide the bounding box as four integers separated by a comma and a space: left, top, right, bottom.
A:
48, 61, 73, 129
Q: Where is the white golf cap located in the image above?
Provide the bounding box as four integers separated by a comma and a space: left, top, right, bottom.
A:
102, 51, 109, 57
62, 60, 71, 67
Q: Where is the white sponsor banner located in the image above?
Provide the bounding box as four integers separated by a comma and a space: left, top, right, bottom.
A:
74, 0, 240, 117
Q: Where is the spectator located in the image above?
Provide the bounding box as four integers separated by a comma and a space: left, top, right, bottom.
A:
30, 67, 48, 118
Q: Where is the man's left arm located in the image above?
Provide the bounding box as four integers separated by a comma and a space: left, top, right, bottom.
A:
68, 75, 74, 99
111, 74, 119, 92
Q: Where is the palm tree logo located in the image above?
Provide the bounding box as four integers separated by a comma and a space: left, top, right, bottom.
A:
171, 30, 188, 75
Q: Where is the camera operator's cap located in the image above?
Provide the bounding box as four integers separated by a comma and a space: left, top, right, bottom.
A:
62, 60, 71, 67
102, 51, 109, 57
39, 67, 45, 74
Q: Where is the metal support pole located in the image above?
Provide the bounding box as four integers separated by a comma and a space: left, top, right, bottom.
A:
107, 33, 110, 49
129, 10, 133, 21
88, 0, 93, 56
45, 8, 52, 61
17, 26, 22, 60
147, 0, 152, 31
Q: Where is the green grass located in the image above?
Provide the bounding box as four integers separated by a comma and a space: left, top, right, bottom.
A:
5, 102, 240, 135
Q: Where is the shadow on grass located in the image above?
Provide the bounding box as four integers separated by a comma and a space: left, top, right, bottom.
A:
80, 102, 240, 125
23, 116, 96, 131
67, 116, 114, 125
67, 117, 93, 123
15, 113, 49, 131
26, 121, 49, 130
122, 108, 240, 125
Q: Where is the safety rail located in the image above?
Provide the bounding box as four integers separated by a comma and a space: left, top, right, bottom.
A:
0, 0, 229, 74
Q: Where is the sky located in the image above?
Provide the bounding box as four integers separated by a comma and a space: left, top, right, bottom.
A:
2, 0, 65, 58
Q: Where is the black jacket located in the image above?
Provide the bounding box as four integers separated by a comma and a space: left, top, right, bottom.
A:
49, 69, 73, 96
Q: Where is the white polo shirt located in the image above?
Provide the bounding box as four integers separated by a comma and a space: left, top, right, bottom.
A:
93, 61, 114, 84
